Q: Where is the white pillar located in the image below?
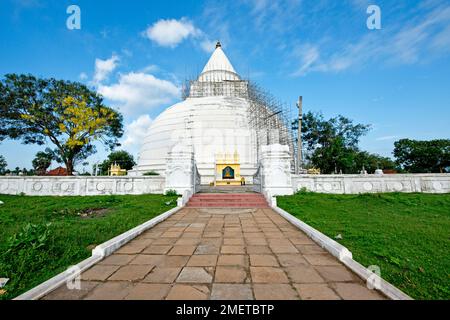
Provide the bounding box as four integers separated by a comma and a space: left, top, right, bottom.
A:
165, 145, 195, 195
260, 144, 293, 196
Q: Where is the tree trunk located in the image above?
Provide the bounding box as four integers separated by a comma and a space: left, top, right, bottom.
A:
65, 159, 74, 176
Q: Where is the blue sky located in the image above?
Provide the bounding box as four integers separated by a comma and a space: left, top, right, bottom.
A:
1, 0, 450, 172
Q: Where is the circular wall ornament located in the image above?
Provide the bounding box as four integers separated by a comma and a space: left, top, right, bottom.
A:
96, 183, 105, 191
393, 182, 403, 192
32, 182, 43, 191
363, 182, 373, 191
432, 181, 442, 191
323, 183, 332, 192
0, 182, 7, 192
124, 182, 133, 192
61, 183, 70, 192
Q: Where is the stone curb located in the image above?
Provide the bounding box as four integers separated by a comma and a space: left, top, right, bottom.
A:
14, 255, 103, 301
270, 203, 413, 300
271, 205, 352, 261
93, 205, 181, 258
340, 256, 412, 300
14, 201, 187, 300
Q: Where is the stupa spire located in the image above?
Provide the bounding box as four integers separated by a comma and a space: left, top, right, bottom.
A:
198, 41, 240, 82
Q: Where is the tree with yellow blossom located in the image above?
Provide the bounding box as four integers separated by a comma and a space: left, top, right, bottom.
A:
0, 74, 123, 175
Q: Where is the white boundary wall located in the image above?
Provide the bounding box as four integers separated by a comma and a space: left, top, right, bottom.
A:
2, 148, 449, 198
256, 144, 450, 196
292, 174, 450, 194
0, 176, 165, 196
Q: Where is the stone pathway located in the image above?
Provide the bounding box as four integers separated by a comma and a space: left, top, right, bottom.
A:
43, 208, 386, 300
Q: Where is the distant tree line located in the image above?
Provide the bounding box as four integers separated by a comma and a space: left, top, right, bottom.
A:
293, 112, 449, 174
0, 155, 8, 175
0, 155, 36, 176
394, 139, 450, 173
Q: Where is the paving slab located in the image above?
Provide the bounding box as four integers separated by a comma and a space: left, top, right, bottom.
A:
211, 284, 253, 300
166, 284, 210, 300
143, 267, 182, 283
125, 283, 171, 300
98, 254, 136, 266
294, 284, 341, 300
41, 207, 387, 300
215, 266, 248, 283
176, 267, 214, 283
253, 284, 298, 300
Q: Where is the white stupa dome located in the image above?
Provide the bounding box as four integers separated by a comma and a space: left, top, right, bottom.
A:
132, 42, 259, 183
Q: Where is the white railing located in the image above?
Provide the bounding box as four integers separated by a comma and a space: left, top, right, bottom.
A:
193, 162, 201, 194
253, 162, 263, 193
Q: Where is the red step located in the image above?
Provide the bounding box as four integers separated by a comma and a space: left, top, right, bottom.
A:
186, 193, 269, 208
192, 195, 263, 198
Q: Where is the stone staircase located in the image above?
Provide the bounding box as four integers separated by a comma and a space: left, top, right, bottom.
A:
198, 185, 260, 194
186, 193, 269, 208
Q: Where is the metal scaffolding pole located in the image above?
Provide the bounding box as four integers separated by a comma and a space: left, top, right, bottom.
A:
182, 75, 296, 171
296, 96, 303, 174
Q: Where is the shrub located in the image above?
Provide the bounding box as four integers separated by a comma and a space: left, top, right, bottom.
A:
143, 171, 160, 176
0, 223, 55, 297
5, 223, 52, 253
165, 189, 179, 197
295, 187, 310, 195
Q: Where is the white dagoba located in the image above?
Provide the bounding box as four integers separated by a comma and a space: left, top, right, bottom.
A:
131, 42, 258, 184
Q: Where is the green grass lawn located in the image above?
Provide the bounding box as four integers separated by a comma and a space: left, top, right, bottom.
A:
0, 194, 177, 300
277, 192, 450, 300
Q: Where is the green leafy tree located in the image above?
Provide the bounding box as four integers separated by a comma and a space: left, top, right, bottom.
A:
353, 151, 396, 173
394, 139, 450, 173
25, 168, 36, 176
0, 155, 7, 175
0, 74, 123, 175
293, 112, 371, 173
99, 150, 136, 176
32, 151, 54, 176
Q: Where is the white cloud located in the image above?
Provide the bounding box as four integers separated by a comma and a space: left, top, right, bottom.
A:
349, 0, 371, 10
199, 39, 217, 53
244, 0, 302, 35
376, 135, 400, 141
144, 18, 201, 48
140, 64, 160, 73
291, 2, 450, 76
291, 45, 320, 77
121, 48, 133, 57
13, 0, 42, 9
121, 115, 153, 152
97, 72, 180, 116
144, 17, 215, 53
79, 72, 88, 80
93, 54, 119, 84
431, 24, 450, 52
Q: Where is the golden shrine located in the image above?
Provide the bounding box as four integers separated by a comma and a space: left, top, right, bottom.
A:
307, 168, 321, 175
109, 163, 127, 176
214, 151, 242, 186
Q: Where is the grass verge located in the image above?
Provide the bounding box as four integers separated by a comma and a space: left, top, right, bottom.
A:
0, 194, 177, 299
277, 192, 450, 300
